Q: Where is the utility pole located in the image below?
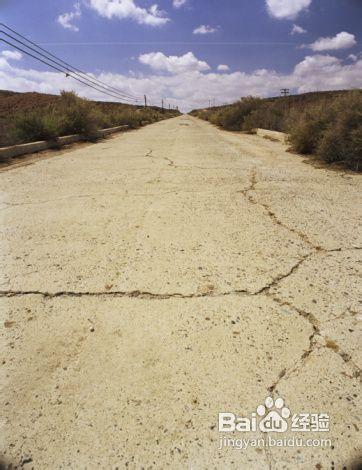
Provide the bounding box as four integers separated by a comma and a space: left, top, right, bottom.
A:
281, 88, 291, 112
169, 104, 171, 110
144, 95, 147, 107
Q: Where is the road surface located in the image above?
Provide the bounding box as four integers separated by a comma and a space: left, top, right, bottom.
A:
0, 116, 361, 469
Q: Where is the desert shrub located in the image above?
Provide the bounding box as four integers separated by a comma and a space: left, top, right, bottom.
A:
288, 90, 362, 169
243, 102, 287, 132
347, 127, 362, 171
139, 107, 166, 124
96, 111, 114, 129
108, 107, 176, 129
58, 90, 78, 107
192, 109, 210, 121
287, 109, 329, 154
191, 90, 361, 170
316, 103, 362, 170
112, 109, 141, 128
5, 91, 177, 146
12, 108, 62, 142
58, 91, 104, 138
213, 97, 262, 131
62, 106, 101, 137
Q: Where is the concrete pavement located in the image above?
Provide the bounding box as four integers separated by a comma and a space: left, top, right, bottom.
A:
0, 115, 361, 469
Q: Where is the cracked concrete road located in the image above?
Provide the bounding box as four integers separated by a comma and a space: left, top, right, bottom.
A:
0, 115, 361, 469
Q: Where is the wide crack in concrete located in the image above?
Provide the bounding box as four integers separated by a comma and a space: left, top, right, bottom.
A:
237, 169, 361, 392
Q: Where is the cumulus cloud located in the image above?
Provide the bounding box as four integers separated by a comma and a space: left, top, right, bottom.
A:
0, 52, 361, 112
173, 0, 187, 8
88, 0, 169, 26
139, 51, 210, 74
348, 54, 358, 62
193, 25, 218, 35
291, 24, 307, 35
217, 64, 230, 72
266, 0, 312, 20
2, 50, 22, 61
307, 32, 357, 51
293, 54, 361, 92
57, 2, 81, 32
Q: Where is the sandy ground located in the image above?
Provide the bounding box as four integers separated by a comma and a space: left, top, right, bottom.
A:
0, 115, 361, 469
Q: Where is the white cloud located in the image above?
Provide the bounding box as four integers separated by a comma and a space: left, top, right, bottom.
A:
217, 64, 230, 72
293, 54, 362, 92
88, 0, 169, 26
348, 54, 358, 62
0, 52, 361, 112
307, 32, 357, 51
173, 0, 187, 8
139, 51, 210, 74
266, 0, 312, 20
293, 54, 342, 75
2, 50, 22, 61
193, 25, 218, 35
57, 2, 81, 32
291, 24, 307, 35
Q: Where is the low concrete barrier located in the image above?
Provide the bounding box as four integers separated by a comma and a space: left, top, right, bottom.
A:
0, 125, 129, 161
58, 134, 81, 145
256, 128, 287, 143
100, 125, 129, 137
0, 140, 51, 159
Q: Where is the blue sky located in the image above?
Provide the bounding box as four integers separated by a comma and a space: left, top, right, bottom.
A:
0, 0, 361, 110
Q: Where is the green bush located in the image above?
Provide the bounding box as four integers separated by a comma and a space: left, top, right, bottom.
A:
12, 109, 61, 142
287, 110, 329, 154
58, 91, 104, 138
139, 107, 166, 124
8, 91, 178, 146
213, 97, 262, 131
113, 109, 141, 128
243, 103, 287, 132
316, 110, 362, 170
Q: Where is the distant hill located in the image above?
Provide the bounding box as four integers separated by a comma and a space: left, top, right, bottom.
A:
265, 89, 357, 108
194, 90, 358, 113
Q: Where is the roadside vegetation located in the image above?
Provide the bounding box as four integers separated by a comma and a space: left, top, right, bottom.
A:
0, 90, 179, 147
190, 90, 362, 171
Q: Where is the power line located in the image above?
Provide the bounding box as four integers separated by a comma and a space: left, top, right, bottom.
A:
36, 41, 298, 46
0, 33, 139, 103
0, 23, 141, 101
0, 23, 142, 103
0, 31, 139, 103
0, 25, 174, 110
0, 38, 140, 104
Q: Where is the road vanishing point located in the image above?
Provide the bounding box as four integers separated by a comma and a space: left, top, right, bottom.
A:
0, 115, 361, 469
